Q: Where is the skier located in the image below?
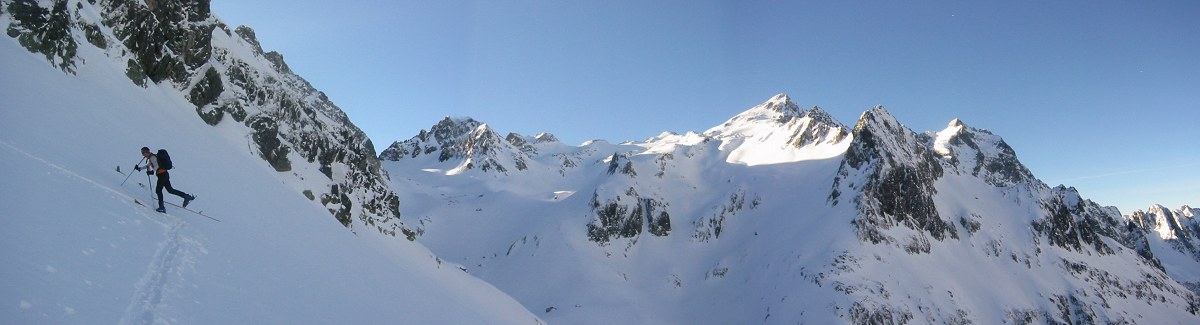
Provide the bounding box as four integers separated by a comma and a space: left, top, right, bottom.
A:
137, 146, 196, 213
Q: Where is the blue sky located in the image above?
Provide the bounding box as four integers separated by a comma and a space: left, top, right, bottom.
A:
211, 0, 1198, 213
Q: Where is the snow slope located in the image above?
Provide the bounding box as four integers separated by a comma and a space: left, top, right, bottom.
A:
0, 15, 539, 325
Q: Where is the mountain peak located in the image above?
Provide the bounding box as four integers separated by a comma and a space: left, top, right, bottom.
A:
533, 132, 559, 143
706, 94, 804, 137
930, 118, 1035, 186
437, 116, 480, 127
763, 93, 801, 116
1129, 204, 1200, 245
381, 117, 531, 174
802, 106, 838, 126
1053, 185, 1084, 209
425, 117, 482, 141
234, 26, 264, 54
854, 105, 899, 131
945, 118, 964, 128
700, 95, 850, 165
833, 103, 957, 252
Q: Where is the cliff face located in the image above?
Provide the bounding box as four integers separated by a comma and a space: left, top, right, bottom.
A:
833, 106, 951, 252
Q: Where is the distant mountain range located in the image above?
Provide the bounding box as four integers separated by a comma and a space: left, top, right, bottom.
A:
382, 94, 1199, 324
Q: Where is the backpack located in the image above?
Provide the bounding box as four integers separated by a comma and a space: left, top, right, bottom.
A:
157, 149, 173, 170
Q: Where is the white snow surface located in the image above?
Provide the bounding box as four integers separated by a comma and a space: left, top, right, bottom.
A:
0, 24, 539, 324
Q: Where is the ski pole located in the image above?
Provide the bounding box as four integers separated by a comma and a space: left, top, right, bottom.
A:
121, 157, 146, 186
146, 173, 155, 200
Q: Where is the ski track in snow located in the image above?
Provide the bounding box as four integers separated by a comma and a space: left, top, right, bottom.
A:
0, 140, 202, 324
119, 219, 191, 325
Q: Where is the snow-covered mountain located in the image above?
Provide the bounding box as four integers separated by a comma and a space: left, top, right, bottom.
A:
379, 117, 537, 175
383, 95, 1199, 324
704, 93, 851, 165
1127, 205, 1200, 294
1, 0, 540, 323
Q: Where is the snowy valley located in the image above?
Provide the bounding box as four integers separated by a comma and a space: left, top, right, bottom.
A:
2, 1, 1198, 324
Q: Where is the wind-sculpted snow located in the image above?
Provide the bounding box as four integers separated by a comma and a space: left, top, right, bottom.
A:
384, 95, 1199, 324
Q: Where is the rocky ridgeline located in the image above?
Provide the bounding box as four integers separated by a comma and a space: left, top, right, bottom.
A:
379, 117, 535, 174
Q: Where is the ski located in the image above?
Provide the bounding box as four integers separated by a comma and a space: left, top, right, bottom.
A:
133, 199, 221, 222
163, 200, 221, 222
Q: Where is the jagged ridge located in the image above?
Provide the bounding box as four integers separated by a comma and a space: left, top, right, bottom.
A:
379, 117, 542, 174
